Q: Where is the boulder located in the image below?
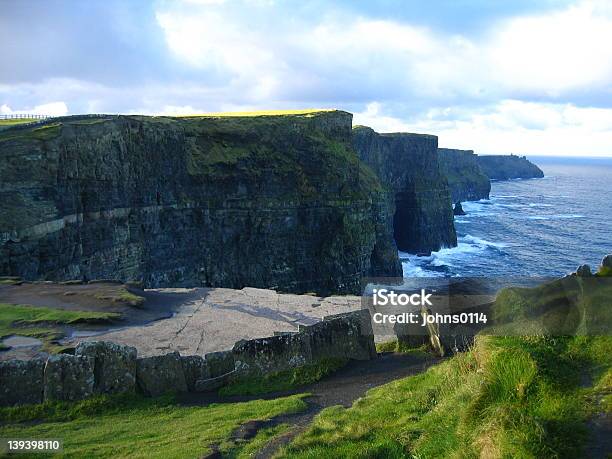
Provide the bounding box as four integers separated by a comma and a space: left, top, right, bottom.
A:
232, 333, 312, 377
306, 310, 377, 362
180, 355, 210, 392
44, 354, 94, 402
204, 351, 235, 378
601, 254, 612, 269
0, 359, 44, 406
576, 264, 592, 277
453, 202, 466, 216
136, 352, 188, 397
75, 341, 137, 395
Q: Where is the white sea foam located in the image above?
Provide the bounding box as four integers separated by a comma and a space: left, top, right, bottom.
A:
527, 214, 585, 220
400, 234, 506, 277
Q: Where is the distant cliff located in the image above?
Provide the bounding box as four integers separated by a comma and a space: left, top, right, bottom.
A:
438, 148, 491, 202
477, 155, 544, 180
0, 111, 401, 295
352, 126, 457, 254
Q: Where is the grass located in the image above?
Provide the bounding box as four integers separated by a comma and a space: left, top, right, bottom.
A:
0, 303, 120, 353
225, 423, 291, 458
220, 358, 348, 396
0, 392, 309, 458
173, 109, 336, 118
375, 339, 431, 356
93, 286, 146, 308
0, 122, 62, 143
282, 334, 611, 458
0, 277, 22, 285
0, 118, 39, 126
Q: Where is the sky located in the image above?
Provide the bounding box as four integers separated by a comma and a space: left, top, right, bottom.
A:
1, 0, 612, 156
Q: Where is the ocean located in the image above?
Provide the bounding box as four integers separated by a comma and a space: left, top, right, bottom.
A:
401, 156, 612, 278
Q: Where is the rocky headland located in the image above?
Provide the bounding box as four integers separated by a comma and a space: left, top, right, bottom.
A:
438, 148, 491, 202
0, 111, 545, 294
438, 149, 544, 203
477, 154, 544, 180
352, 126, 457, 253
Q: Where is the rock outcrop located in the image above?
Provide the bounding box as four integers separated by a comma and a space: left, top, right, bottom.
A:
0, 112, 401, 295
476, 154, 544, 180
352, 126, 457, 254
576, 264, 592, 277
438, 148, 491, 202
453, 202, 466, 216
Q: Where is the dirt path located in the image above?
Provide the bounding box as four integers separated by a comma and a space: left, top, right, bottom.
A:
179, 352, 441, 458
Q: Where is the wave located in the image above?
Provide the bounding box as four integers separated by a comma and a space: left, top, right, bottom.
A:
527, 214, 586, 221
400, 234, 507, 277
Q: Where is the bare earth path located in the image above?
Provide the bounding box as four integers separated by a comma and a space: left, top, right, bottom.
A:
178, 352, 441, 458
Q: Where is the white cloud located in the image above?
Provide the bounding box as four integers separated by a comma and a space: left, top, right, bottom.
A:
0, 101, 68, 116
355, 100, 612, 156
155, 8, 282, 100
488, 2, 612, 94
155, 1, 612, 102
2, 1, 612, 155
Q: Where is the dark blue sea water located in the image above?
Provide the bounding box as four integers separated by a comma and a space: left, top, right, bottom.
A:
401, 156, 612, 278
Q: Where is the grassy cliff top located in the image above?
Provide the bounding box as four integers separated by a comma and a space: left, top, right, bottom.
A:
352, 124, 437, 140
0, 118, 41, 126
173, 109, 339, 118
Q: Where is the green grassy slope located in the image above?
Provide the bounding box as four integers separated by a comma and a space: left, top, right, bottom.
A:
282, 334, 610, 458
0, 393, 309, 458
282, 274, 612, 458
0, 303, 119, 353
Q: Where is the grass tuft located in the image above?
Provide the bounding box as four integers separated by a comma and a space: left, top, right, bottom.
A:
220, 358, 348, 396
0, 303, 120, 353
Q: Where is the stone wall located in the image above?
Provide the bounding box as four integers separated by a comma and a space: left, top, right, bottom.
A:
352, 126, 457, 254
0, 310, 375, 407
0, 113, 400, 296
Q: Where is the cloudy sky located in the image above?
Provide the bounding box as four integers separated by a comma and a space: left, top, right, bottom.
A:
2, 0, 612, 156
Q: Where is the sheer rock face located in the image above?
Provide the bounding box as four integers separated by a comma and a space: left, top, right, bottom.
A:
476, 155, 544, 180
352, 126, 457, 254
0, 112, 401, 295
438, 148, 491, 202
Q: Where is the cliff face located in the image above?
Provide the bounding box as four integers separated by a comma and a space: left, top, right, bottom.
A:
477, 155, 544, 180
352, 126, 457, 254
438, 148, 491, 202
0, 111, 401, 295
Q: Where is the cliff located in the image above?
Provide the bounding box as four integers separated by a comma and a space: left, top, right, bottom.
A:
352, 126, 457, 254
438, 148, 491, 202
0, 111, 401, 295
477, 155, 544, 180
